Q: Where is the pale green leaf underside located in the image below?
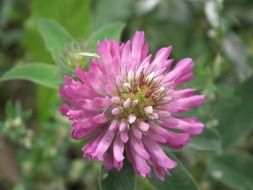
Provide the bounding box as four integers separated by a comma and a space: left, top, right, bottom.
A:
0, 63, 59, 89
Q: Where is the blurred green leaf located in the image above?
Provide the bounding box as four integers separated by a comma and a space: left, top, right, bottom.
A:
150, 152, 199, 190
38, 19, 74, 62
36, 86, 58, 122
99, 162, 135, 190
0, 0, 14, 27
0, 63, 59, 88
136, 0, 160, 16
5, 101, 14, 119
189, 128, 222, 151
216, 76, 253, 149
135, 176, 156, 190
222, 32, 251, 80
38, 19, 77, 76
208, 152, 253, 190
23, 0, 91, 62
93, 0, 131, 29
86, 22, 125, 52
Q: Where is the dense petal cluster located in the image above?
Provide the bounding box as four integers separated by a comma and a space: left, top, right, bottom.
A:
59, 31, 204, 180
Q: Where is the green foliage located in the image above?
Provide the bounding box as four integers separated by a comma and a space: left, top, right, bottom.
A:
0, 63, 59, 89
86, 22, 126, 51
189, 128, 222, 151
38, 18, 76, 76
216, 76, 253, 149
35, 87, 58, 122
0, 101, 32, 146
150, 152, 200, 190
22, 0, 91, 62
135, 176, 156, 190
208, 152, 253, 190
1, 0, 253, 189
38, 19, 74, 62
92, 0, 131, 29
99, 162, 135, 190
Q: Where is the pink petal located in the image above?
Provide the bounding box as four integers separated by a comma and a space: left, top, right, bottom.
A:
128, 145, 151, 177
132, 126, 142, 139
78, 99, 99, 111
71, 119, 100, 139
119, 122, 129, 143
82, 132, 104, 158
93, 113, 110, 124
150, 46, 172, 69
129, 132, 150, 160
149, 124, 190, 148
113, 135, 125, 162
59, 104, 69, 116
170, 88, 196, 98
92, 121, 118, 160
163, 58, 193, 86
143, 136, 177, 169
163, 117, 204, 135
103, 150, 114, 170
131, 31, 145, 64
138, 121, 150, 132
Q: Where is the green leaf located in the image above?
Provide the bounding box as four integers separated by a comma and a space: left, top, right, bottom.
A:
86, 22, 125, 52
99, 162, 135, 190
0, 63, 59, 89
93, 0, 131, 29
5, 100, 14, 119
150, 152, 199, 190
22, 0, 91, 62
208, 152, 253, 190
36, 86, 58, 121
38, 19, 78, 76
135, 176, 156, 190
189, 128, 222, 151
38, 18, 74, 61
216, 76, 253, 149
39, 19, 87, 76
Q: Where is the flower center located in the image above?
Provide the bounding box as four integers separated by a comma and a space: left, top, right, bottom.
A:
109, 71, 168, 124
120, 87, 154, 118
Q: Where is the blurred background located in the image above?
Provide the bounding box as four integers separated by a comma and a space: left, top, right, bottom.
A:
0, 0, 253, 189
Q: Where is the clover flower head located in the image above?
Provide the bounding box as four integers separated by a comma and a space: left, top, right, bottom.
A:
59, 31, 205, 180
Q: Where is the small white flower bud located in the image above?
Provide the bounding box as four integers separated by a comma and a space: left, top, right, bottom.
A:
123, 98, 131, 108
111, 107, 122, 115
144, 106, 153, 115
132, 99, 139, 106
111, 96, 121, 104
127, 70, 135, 82
123, 82, 131, 92
128, 114, 136, 124
145, 72, 155, 83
